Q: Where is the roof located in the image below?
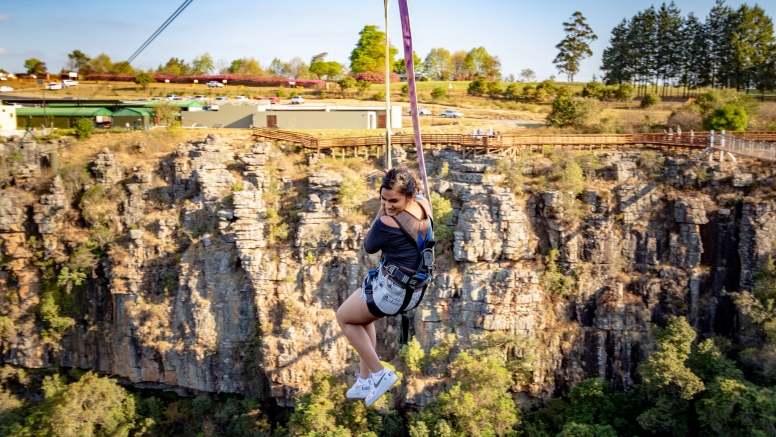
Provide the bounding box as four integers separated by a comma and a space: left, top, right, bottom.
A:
15, 107, 113, 117
112, 107, 154, 117
143, 100, 203, 109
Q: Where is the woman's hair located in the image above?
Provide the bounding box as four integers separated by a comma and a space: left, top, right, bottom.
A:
381, 168, 421, 198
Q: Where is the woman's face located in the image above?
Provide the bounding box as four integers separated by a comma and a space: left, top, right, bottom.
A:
380, 187, 411, 216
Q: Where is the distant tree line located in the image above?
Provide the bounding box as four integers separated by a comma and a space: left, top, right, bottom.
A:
601, 0, 776, 97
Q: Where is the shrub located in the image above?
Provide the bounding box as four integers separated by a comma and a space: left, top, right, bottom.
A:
546, 97, 601, 128
265, 208, 289, 245
489, 157, 524, 194
637, 150, 665, 180
668, 107, 703, 131
430, 86, 446, 100
542, 249, 575, 296
401, 84, 409, 95
467, 78, 487, 95
400, 336, 426, 372
290, 90, 298, 97
338, 169, 365, 210
558, 159, 585, 195
614, 83, 636, 102
709, 105, 749, 131
74, 118, 94, 140
352, 72, 401, 84
503, 83, 521, 100
276, 89, 285, 97
430, 192, 454, 247
640, 92, 661, 108
355, 80, 371, 96
373, 90, 385, 101
485, 81, 503, 97
319, 90, 328, 99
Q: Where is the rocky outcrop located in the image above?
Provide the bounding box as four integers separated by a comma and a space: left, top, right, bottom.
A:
2, 139, 776, 409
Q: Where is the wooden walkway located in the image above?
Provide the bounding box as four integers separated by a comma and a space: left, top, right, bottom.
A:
251, 128, 776, 159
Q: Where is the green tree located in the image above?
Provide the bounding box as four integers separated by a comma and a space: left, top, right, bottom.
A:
414, 351, 520, 436
485, 81, 503, 97
400, 336, 426, 372
74, 118, 94, 140
394, 51, 422, 75
310, 53, 343, 79
637, 316, 704, 437
350, 25, 398, 74
160, 57, 190, 76
696, 377, 776, 437
24, 58, 47, 75
423, 48, 454, 80
134, 71, 155, 89
708, 104, 749, 130
66, 50, 90, 73
553, 12, 598, 82
238, 57, 264, 76
191, 52, 215, 75
464, 47, 501, 78
451, 51, 468, 78
601, 19, 633, 85
268, 58, 285, 77
227, 58, 246, 74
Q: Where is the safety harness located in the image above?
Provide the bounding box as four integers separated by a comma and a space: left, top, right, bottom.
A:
363, 209, 435, 344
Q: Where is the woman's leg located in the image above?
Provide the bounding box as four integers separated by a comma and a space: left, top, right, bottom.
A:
360, 322, 377, 377
336, 289, 383, 374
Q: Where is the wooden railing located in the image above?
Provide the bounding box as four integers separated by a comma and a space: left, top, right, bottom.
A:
251, 127, 775, 157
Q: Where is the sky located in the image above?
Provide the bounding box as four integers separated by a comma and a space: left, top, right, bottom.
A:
0, 0, 766, 81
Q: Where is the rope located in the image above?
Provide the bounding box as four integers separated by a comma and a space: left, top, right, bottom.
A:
398, 0, 432, 210
87, 0, 194, 99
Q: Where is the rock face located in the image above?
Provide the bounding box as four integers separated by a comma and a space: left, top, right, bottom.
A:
1, 140, 775, 409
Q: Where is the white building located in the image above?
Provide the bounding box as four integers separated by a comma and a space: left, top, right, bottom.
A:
0, 103, 17, 132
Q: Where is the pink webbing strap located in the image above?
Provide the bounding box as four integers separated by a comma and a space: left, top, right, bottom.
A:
398, 0, 432, 211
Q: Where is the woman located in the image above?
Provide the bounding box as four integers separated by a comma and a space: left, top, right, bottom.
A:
336, 168, 434, 406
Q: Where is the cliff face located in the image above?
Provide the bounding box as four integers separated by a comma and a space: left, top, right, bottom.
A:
0, 134, 773, 408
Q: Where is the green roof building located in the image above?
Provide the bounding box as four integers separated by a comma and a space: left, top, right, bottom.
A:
15, 107, 113, 129
112, 107, 155, 130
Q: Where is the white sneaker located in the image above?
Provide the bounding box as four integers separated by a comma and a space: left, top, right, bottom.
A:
346, 374, 371, 399
364, 369, 399, 406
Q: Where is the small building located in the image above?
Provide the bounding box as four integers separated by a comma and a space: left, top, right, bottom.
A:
15, 107, 113, 129
181, 104, 402, 130
112, 107, 154, 129
397, 73, 424, 82
0, 103, 17, 131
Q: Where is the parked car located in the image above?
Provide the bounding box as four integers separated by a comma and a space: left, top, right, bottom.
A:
150, 97, 162, 101
291, 96, 305, 104
46, 82, 63, 90
0, 86, 14, 92
75, 97, 88, 100
62, 80, 79, 87
406, 106, 430, 116
235, 96, 249, 101
214, 96, 229, 101
268, 97, 280, 104
206, 81, 224, 88
165, 94, 179, 99
62, 96, 74, 100
194, 95, 207, 100
440, 110, 464, 118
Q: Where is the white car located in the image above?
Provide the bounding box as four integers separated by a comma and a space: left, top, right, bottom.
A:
235, 96, 249, 101
0, 86, 13, 92
206, 81, 224, 88
440, 110, 464, 118
214, 96, 229, 101
406, 106, 430, 116
46, 82, 63, 90
62, 79, 79, 87
291, 96, 305, 104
